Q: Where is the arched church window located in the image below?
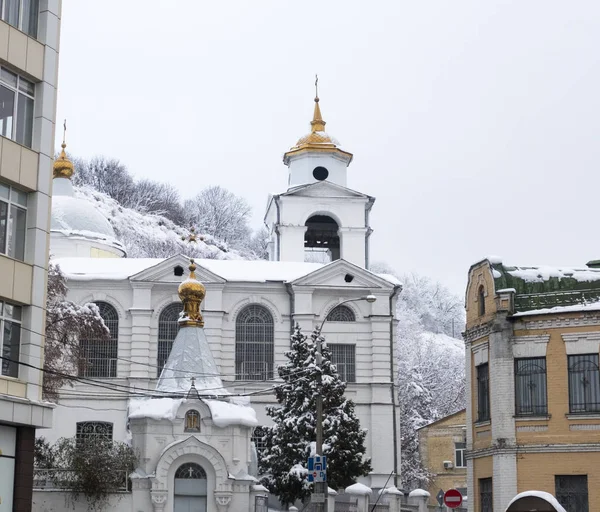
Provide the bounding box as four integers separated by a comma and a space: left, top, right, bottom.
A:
157, 303, 181, 377
478, 285, 486, 316
79, 301, 119, 378
313, 166, 329, 181
175, 462, 207, 479
326, 305, 356, 322
304, 215, 340, 263
235, 305, 274, 381
184, 410, 201, 432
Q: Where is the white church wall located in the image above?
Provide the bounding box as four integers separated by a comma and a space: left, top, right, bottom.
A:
33, 490, 132, 512
287, 153, 349, 188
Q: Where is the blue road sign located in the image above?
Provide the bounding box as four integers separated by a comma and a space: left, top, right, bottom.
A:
307, 455, 327, 483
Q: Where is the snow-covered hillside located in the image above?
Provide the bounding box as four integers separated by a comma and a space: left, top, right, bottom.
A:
74, 186, 248, 260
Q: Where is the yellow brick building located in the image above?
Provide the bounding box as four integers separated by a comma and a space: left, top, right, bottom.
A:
465, 257, 600, 512
418, 409, 467, 507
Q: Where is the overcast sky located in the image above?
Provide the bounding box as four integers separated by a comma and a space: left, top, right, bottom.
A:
55, 1, 600, 295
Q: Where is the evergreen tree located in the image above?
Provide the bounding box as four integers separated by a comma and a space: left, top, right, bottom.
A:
259, 326, 371, 506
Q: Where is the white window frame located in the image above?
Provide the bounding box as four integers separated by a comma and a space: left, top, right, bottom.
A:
0, 0, 39, 38
0, 65, 35, 147
0, 182, 27, 261
0, 301, 22, 378
454, 442, 466, 468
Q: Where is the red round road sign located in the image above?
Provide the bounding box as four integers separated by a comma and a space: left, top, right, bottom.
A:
444, 489, 463, 508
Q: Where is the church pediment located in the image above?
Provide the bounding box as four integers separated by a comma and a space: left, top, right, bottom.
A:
129, 254, 226, 284
282, 181, 372, 200
290, 259, 396, 290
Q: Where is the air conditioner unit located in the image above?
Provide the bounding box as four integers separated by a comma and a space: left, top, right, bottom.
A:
443, 461, 454, 469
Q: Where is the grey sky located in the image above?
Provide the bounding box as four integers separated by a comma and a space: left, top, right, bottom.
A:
55, 1, 600, 295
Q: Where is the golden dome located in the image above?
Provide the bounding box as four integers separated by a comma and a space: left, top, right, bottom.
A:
283, 95, 353, 165
178, 259, 206, 327
53, 142, 75, 179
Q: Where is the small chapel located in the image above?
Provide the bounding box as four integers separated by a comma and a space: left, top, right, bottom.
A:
37, 91, 401, 511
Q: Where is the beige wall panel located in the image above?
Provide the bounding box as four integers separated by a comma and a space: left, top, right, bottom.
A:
19, 147, 39, 190
25, 38, 44, 79
0, 256, 15, 298
0, 21, 9, 61
6, 378, 26, 398
12, 260, 33, 304
7, 27, 27, 70
0, 138, 21, 183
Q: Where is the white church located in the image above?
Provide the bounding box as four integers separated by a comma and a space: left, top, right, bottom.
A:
38, 94, 401, 512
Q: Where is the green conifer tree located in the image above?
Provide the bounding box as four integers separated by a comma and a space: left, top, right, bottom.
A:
259, 325, 371, 506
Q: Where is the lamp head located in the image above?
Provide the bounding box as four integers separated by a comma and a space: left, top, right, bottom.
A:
364, 295, 377, 303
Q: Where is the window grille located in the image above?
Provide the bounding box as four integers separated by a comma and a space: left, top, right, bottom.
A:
0, 301, 22, 378
0, 0, 39, 37
76, 421, 113, 440
184, 410, 200, 432
252, 425, 268, 462
330, 343, 356, 382
479, 478, 493, 512
477, 364, 490, 422
568, 354, 600, 413
515, 357, 548, 416
326, 305, 356, 322
478, 285, 486, 316
79, 302, 118, 378
235, 305, 274, 381
454, 442, 466, 468
175, 462, 207, 479
0, 183, 27, 261
157, 303, 181, 376
556, 475, 589, 512
0, 66, 35, 147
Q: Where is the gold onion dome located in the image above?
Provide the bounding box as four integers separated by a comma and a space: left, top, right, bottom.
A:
178, 259, 206, 327
283, 94, 353, 164
53, 142, 75, 179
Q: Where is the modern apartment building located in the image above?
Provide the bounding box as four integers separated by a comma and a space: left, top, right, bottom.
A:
0, 1, 61, 510
465, 257, 600, 512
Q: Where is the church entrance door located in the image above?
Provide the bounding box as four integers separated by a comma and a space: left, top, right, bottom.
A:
174, 462, 207, 512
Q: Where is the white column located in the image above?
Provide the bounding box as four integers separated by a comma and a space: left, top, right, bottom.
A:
279, 225, 307, 262
338, 227, 367, 267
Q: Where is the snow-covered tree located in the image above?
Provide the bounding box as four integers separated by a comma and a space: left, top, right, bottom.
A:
184, 186, 252, 248
44, 262, 110, 400
393, 272, 466, 489
259, 326, 371, 506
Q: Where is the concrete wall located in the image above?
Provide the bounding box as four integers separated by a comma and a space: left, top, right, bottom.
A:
33, 491, 132, 512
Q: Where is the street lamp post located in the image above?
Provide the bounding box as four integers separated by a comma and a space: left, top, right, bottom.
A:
312, 295, 377, 512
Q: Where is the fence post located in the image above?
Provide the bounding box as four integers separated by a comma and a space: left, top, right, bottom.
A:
345, 483, 372, 512
407, 489, 430, 512
328, 487, 338, 511
382, 486, 403, 512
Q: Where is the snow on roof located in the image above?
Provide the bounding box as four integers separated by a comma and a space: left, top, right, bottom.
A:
506, 265, 600, 283
505, 491, 566, 512
128, 397, 184, 421
54, 256, 400, 286
513, 300, 600, 317
51, 195, 120, 241
204, 399, 258, 428
345, 483, 372, 495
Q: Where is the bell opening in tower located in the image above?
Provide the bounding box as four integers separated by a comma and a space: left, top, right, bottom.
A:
304, 215, 340, 263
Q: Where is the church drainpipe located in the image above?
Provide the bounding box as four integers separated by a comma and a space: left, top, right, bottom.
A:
275, 195, 281, 261
285, 283, 295, 336
389, 283, 402, 487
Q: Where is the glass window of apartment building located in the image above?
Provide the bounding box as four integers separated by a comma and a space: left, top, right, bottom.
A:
479, 478, 492, 512
555, 475, 588, 512
477, 363, 490, 422
454, 442, 466, 468
330, 343, 356, 382
515, 357, 547, 416
0, 66, 35, 148
0, 183, 27, 261
0, 301, 22, 378
568, 354, 600, 414
0, 0, 39, 38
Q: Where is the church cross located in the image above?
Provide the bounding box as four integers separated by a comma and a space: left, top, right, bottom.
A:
181, 226, 204, 244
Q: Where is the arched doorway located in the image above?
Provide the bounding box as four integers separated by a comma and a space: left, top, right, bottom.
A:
304, 215, 340, 262
174, 462, 207, 512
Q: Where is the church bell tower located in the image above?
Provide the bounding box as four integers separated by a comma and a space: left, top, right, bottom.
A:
265, 81, 374, 268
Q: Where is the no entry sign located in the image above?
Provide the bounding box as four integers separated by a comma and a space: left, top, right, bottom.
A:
444, 489, 463, 508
